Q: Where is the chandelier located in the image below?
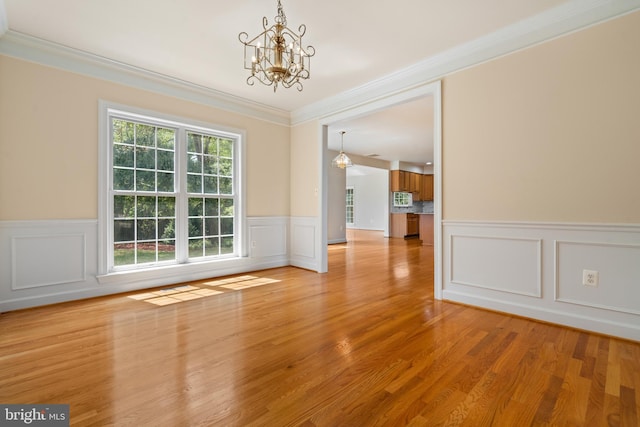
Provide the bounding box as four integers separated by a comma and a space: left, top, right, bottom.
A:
332, 131, 353, 169
238, 0, 315, 92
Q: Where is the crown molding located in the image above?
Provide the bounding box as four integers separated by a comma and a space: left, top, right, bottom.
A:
0, 0, 8, 37
291, 0, 640, 125
0, 30, 291, 126
2, 0, 638, 127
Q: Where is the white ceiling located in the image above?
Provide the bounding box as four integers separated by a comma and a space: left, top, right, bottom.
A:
3, 0, 634, 165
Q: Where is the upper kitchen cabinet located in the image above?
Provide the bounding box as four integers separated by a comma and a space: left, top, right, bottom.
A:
421, 174, 433, 201
412, 173, 422, 197
390, 170, 409, 192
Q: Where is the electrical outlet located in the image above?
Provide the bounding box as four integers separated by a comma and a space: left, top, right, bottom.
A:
251, 241, 257, 248
582, 270, 599, 287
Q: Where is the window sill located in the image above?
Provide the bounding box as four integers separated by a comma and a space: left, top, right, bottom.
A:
97, 256, 250, 288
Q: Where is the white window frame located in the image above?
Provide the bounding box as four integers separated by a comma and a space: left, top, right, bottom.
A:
97, 101, 246, 281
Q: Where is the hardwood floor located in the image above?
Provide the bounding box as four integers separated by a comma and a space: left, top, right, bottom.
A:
1, 229, 639, 426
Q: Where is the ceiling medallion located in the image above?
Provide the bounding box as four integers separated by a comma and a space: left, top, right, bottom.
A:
238, 0, 316, 92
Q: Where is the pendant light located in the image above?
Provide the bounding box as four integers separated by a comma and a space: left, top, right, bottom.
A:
332, 131, 353, 169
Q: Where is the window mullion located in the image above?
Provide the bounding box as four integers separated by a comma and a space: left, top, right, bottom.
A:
175, 127, 189, 263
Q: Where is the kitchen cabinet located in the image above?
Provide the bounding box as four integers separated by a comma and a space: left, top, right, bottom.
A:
391, 213, 420, 238
411, 173, 422, 196
390, 170, 408, 192
406, 213, 419, 236
391, 170, 423, 195
421, 174, 433, 201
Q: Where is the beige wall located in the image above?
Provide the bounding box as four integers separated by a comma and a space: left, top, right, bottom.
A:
442, 11, 640, 223
290, 120, 319, 217
0, 56, 290, 220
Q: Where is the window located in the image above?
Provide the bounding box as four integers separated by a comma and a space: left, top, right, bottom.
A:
102, 105, 243, 274
393, 192, 412, 207
346, 187, 354, 225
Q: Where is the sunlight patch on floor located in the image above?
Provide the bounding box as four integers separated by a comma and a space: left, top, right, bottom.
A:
127, 275, 280, 306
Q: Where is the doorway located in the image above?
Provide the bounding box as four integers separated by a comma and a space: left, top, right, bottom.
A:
319, 81, 443, 299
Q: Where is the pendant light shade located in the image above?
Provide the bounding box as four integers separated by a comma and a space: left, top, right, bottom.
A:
332, 131, 353, 169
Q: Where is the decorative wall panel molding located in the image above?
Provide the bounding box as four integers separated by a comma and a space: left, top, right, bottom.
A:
442, 220, 640, 341
450, 234, 541, 297
555, 240, 640, 316
247, 217, 288, 259
289, 217, 319, 271
11, 234, 86, 290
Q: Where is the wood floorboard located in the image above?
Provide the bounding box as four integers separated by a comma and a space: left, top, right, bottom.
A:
1, 229, 639, 426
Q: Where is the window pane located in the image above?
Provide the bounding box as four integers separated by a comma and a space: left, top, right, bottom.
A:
136, 147, 155, 169
157, 150, 174, 171
188, 133, 202, 153
203, 136, 217, 155
114, 220, 134, 242
205, 198, 218, 216
219, 177, 232, 195
205, 218, 219, 236
157, 172, 174, 192
189, 238, 203, 258
188, 154, 202, 173
136, 123, 155, 147
187, 174, 202, 193
203, 156, 218, 175
157, 128, 175, 150
159, 219, 175, 239
204, 176, 217, 194
114, 168, 134, 191
158, 197, 175, 217
220, 199, 234, 216
188, 198, 203, 216
220, 217, 233, 235
219, 139, 233, 157
113, 144, 134, 167
136, 242, 156, 263
221, 236, 234, 254
219, 158, 232, 176
137, 219, 156, 241
114, 195, 134, 218
205, 237, 219, 256
158, 240, 175, 261
137, 196, 156, 218
189, 218, 203, 237
136, 170, 155, 191
114, 243, 135, 266
113, 120, 134, 145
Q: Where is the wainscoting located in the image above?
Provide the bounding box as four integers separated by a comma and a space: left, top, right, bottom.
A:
442, 220, 640, 341
0, 217, 296, 312
289, 216, 320, 271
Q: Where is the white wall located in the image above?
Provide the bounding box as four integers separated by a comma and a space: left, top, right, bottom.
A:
327, 149, 347, 244
346, 166, 389, 234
